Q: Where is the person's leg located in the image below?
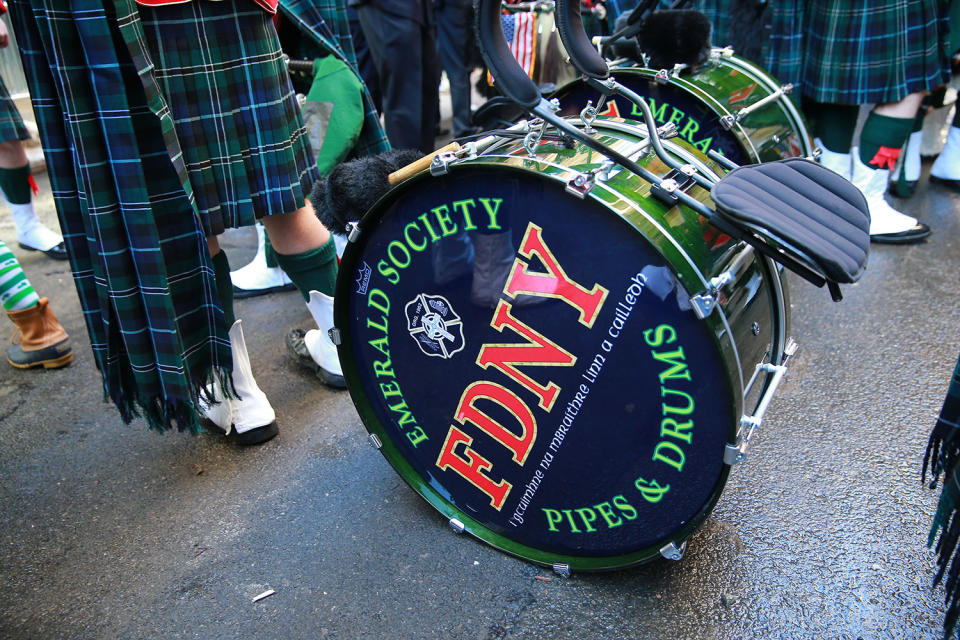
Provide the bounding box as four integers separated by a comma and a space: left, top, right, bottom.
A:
436, 0, 475, 137
0, 239, 71, 369
850, 92, 930, 243
356, 7, 433, 152
889, 107, 926, 197
0, 139, 66, 259
260, 204, 345, 388
930, 106, 960, 190
200, 234, 277, 444
229, 222, 295, 298
809, 102, 859, 179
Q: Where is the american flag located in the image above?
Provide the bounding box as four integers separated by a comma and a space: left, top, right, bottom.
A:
502, 11, 537, 79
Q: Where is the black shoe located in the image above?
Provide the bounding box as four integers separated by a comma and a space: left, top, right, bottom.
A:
887, 179, 918, 198
285, 328, 347, 389
19, 240, 68, 260
870, 222, 932, 244
200, 415, 279, 445
930, 174, 960, 193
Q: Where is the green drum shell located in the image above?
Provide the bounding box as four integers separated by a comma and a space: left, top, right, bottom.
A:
336, 120, 788, 569
557, 51, 813, 165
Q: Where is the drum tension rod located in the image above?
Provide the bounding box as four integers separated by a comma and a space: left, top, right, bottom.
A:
720, 84, 793, 130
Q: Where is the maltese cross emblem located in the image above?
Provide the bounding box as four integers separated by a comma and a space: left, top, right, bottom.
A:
405, 294, 465, 359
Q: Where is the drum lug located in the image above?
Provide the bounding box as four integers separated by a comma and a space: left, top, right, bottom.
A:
368, 433, 382, 449
657, 122, 678, 140
654, 68, 670, 84
429, 152, 453, 177
659, 541, 686, 561
448, 518, 465, 534
346, 222, 362, 243
690, 271, 734, 319
552, 563, 571, 578
566, 173, 594, 198
328, 327, 342, 346
724, 443, 746, 466
690, 292, 718, 319
719, 114, 736, 131
710, 46, 735, 64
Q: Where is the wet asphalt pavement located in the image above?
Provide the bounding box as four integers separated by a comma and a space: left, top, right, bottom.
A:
0, 159, 957, 640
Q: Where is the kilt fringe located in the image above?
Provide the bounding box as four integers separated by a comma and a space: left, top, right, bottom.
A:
925, 354, 960, 639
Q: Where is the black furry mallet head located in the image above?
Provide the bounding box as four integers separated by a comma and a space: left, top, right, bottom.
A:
310, 148, 422, 235
637, 10, 712, 69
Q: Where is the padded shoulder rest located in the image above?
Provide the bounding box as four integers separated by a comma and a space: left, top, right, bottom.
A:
711, 158, 870, 284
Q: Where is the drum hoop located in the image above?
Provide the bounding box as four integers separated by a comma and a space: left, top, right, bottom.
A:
335, 160, 740, 570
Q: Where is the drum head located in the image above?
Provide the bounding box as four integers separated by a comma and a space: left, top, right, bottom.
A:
336, 164, 737, 569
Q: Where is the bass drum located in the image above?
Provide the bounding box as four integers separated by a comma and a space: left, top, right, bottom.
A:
553, 49, 813, 165
335, 120, 789, 570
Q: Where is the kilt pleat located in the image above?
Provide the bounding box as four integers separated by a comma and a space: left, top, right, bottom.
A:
802, 0, 949, 104
9, 0, 232, 432
0, 78, 29, 144
695, 0, 949, 104
135, 1, 319, 233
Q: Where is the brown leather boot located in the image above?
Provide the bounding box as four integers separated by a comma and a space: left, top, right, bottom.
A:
6, 297, 73, 369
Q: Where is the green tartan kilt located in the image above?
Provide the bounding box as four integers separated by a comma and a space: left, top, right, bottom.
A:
694, 0, 805, 92
137, 1, 319, 235
0, 76, 29, 144
802, 0, 949, 104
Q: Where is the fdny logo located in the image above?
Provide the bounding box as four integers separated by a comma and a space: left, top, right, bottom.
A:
405, 294, 465, 359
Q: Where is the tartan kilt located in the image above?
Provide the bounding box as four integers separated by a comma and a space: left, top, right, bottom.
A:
8, 0, 232, 432
0, 77, 29, 144
136, 1, 319, 234
694, 0, 805, 90
802, 0, 949, 104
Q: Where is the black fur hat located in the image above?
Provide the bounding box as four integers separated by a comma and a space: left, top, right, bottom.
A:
310, 148, 422, 235
637, 10, 712, 69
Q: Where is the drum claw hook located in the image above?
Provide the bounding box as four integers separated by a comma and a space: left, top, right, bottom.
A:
580, 100, 598, 134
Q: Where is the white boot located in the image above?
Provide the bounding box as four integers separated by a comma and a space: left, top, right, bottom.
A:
815, 138, 852, 180
200, 319, 278, 444
285, 290, 346, 388
230, 223, 295, 298
7, 200, 67, 259
850, 147, 930, 244
930, 125, 960, 190
888, 130, 922, 196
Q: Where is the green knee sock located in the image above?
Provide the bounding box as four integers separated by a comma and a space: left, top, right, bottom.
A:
0, 240, 39, 311
912, 109, 926, 133
211, 250, 236, 327
273, 236, 337, 302
810, 103, 860, 153
263, 230, 279, 269
859, 112, 915, 169
0, 164, 32, 205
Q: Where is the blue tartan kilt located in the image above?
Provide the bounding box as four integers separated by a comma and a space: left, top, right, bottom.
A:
136, 0, 319, 234
0, 76, 29, 144
802, 0, 950, 104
